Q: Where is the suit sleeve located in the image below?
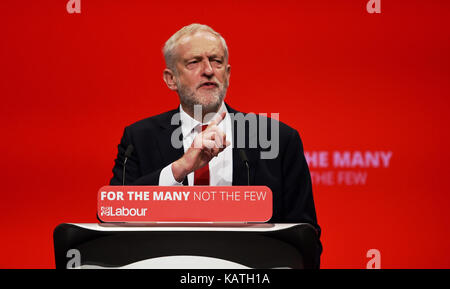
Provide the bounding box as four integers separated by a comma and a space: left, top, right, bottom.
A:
282, 128, 322, 267
109, 127, 162, 185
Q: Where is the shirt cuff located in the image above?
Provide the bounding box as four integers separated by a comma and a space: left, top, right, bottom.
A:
158, 163, 184, 186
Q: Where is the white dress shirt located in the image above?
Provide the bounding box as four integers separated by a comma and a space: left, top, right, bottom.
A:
158, 102, 233, 186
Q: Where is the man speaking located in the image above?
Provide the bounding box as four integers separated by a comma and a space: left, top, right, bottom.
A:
110, 24, 321, 263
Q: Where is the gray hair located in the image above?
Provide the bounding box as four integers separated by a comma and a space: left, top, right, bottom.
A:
163, 23, 229, 72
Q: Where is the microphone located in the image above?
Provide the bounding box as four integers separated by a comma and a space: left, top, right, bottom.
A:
122, 144, 134, 186
239, 149, 250, 186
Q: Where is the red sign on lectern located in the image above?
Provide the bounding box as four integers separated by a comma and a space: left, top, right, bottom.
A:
97, 186, 273, 223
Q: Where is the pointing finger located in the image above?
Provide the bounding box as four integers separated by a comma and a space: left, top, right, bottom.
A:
208, 111, 226, 127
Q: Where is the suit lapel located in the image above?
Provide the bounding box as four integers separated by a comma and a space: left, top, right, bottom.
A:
155, 108, 188, 185
227, 104, 257, 186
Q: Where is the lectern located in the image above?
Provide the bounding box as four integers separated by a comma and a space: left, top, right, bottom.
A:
53, 223, 319, 269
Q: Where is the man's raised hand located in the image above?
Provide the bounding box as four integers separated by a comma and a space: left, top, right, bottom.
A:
171, 111, 231, 183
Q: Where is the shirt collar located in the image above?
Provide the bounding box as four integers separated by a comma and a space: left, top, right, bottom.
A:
179, 102, 228, 139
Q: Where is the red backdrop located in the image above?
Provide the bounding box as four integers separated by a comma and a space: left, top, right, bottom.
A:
1, 0, 449, 268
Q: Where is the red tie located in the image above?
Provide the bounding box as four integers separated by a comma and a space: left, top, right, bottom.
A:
194, 125, 210, 185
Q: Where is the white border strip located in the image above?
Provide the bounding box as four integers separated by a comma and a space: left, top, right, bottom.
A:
69, 223, 302, 232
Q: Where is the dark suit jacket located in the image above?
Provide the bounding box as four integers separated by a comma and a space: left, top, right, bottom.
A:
110, 103, 322, 265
